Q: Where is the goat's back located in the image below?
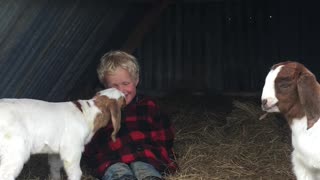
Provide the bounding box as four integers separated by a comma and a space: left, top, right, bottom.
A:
0, 98, 87, 154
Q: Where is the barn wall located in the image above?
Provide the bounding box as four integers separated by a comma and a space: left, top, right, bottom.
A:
0, 0, 148, 100
135, 0, 320, 95
0, 0, 319, 100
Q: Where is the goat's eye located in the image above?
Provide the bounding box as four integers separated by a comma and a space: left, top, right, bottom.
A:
279, 82, 291, 88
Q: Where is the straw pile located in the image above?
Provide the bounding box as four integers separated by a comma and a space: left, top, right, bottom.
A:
16, 94, 294, 180
160, 95, 294, 180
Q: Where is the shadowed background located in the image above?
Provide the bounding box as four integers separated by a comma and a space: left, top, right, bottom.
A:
0, 0, 316, 179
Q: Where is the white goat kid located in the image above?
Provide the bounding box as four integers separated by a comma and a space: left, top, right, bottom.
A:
261, 61, 320, 180
0, 88, 125, 180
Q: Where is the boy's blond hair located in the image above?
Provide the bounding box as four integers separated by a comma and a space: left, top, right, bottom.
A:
97, 50, 140, 85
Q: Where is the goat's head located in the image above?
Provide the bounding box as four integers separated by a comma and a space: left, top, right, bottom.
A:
94, 88, 126, 141
261, 61, 320, 129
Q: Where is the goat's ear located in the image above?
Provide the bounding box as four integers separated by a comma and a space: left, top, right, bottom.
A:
119, 97, 126, 108
108, 99, 121, 142
297, 70, 320, 129
93, 92, 101, 99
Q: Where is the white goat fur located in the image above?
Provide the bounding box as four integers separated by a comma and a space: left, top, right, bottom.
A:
0, 88, 125, 180
262, 64, 320, 180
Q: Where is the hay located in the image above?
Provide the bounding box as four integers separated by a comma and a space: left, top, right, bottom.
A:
16, 95, 294, 180
164, 96, 294, 180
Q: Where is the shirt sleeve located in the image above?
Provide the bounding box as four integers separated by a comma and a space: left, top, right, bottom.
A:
156, 107, 179, 173
153, 108, 175, 147
152, 101, 178, 167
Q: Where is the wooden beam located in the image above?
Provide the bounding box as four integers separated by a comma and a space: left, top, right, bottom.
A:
116, 0, 223, 2
121, 0, 172, 53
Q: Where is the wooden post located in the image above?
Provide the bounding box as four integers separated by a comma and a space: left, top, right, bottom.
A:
121, 0, 173, 53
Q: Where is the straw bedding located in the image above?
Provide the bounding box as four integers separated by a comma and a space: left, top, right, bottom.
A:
16, 94, 294, 180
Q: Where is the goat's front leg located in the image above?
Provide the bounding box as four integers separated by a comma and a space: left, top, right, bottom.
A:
292, 150, 315, 180
60, 149, 82, 180
0, 135, 30, 180
48, 154, 63, 180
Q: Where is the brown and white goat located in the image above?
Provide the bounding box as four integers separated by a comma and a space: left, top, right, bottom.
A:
0, 88, 125, 180
261, 61, 320, 180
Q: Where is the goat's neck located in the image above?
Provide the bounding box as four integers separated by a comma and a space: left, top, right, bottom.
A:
76, 99, 101, 127
283, 101, 305, 126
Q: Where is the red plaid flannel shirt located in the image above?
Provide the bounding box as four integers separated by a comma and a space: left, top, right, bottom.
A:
83, 95, 178, 178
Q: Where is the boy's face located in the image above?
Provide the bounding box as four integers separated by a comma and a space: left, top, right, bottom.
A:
104, 67, 138, 105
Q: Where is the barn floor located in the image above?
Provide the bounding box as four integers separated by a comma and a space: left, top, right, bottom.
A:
17, 93, 294, 180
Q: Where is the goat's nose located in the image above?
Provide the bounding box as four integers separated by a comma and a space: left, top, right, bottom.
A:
261, 99, 267, 106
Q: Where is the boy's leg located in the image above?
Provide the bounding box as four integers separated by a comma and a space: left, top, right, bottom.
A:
102, 162, 137, 180
130, 161, 162, 180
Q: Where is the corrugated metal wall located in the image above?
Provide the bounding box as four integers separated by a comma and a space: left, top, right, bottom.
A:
135, 0, 320, 95
0, 0, 318, 100
0, 0, 147, 100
